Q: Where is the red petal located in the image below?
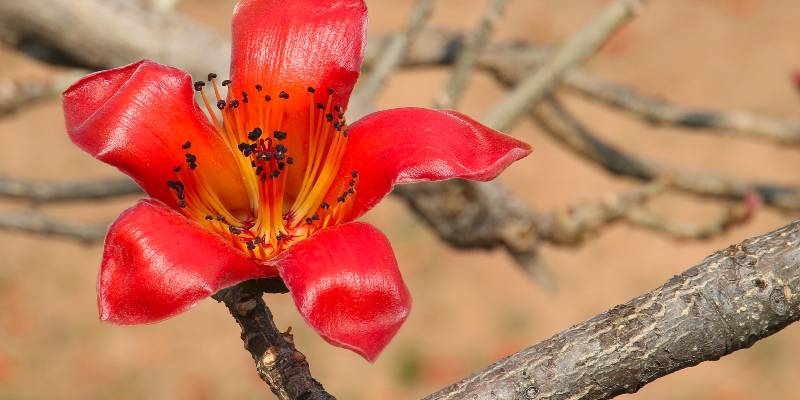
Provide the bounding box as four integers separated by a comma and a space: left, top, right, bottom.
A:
229, 0, 367, 198
332, 108, 532, 221
272, 222, 410, 361
99, 199, 277, 324
63, 60, 250, 213
230, 0, 366, 103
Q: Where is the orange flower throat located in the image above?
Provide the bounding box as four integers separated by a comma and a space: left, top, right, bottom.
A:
166, 74, 358, 261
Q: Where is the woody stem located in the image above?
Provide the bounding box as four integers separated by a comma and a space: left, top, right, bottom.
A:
213, 279, 336, 400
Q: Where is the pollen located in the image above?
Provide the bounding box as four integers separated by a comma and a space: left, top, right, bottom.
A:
172, 77, 358, 260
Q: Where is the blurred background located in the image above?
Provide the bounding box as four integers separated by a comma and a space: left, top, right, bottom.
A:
1, 0, 799, 398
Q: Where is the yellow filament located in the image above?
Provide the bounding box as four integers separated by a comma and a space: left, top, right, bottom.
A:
188, 82, 355, 261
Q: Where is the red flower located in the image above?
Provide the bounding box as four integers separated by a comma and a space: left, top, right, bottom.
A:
62, 0, 530, 361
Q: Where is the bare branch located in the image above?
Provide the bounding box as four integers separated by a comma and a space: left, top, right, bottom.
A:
482, 0, 646, 131
425, 219, 800, 400
213, 282, 334, 400
531, 98, 800, 211
0, 177, 140, 203
0, 69, 88, 116
566, 72, 800, 144
0, 0, 229, 76
3, 0, 795, 143
535, 179, 666, 246
433, 0, 509, 110
350, 0, 436, 115
625, 195, 760, 240
0, 211, 107, 243
373, 28, 800, 145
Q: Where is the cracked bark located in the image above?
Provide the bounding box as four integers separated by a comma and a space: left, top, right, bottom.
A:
425, 220, 800, 400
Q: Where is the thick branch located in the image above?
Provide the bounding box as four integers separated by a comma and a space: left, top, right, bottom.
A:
0, 0, 229, 76
425, 220, 800, 400
213, 282, 334, 400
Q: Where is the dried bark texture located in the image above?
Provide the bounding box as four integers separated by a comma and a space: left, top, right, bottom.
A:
214, 282, 335, 400
425, 220, 800, 400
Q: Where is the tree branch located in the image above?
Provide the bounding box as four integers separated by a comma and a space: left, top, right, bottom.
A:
0, 69, 87, 116
481, 0, 646, 131
531, 98, 800, 211
0, 0, 229, 76
213, 281, 334, 400
565, 72, 800, 144
0, 176, 140, 203
349, 0, 436, 115
425, 219, 800, 400
433, 0, 509, 110
0, 211, 107, 243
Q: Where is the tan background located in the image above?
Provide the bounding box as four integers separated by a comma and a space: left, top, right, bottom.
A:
1, 0, 799, 398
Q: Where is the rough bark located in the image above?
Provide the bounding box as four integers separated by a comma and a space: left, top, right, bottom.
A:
213, 281, 336, 400
425, 220, 800, 400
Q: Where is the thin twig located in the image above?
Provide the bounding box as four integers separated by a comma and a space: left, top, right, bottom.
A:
371, 28, 800, 144
213, 282, 335, 400
532, 98, 800, 211
534, 179, 667, 246
425, 219, 800, 400
349, 0, 436, 116
0, 177, 141, 203
0, 69, 88, 115
625, 195, 760, 240
566, 72, 800, 144
0, 211, 107, 243
482, 0, 646, 131
433, 0, 509, 110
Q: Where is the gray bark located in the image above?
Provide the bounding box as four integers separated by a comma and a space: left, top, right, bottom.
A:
425, 220, 800, 399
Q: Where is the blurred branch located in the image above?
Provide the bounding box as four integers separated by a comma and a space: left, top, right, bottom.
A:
426, 219, 800, 400
535, 179, 667, 246
396, 179, 664, 255
213, 282, 334, 400
365, 29, 800, 144
482, 0, 646, 131
0, 0, 229, 75
0, 211, 107, 243
0, 177, 140, 203
566, 72, 800, 144
349, 0, 436, 115
137, 0, 182, 12
0, 69, 87, 115
397, 0, 647, 279
532, 98, 800, 211
2, 1, 796, 143
433, 0, 509, 110
625, 194, 759, 240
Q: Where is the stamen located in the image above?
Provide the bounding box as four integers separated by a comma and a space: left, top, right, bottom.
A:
189, 79, 358, 259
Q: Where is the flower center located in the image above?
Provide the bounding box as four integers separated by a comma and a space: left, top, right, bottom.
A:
166, 74, 358, 261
